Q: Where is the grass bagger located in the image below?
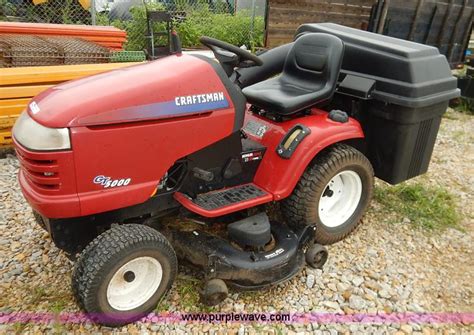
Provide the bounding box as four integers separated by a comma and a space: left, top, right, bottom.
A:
12, 23, 459, 325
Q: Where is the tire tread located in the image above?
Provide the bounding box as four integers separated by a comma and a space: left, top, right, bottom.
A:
281, 144, 374, 244
72, 224, 177, 325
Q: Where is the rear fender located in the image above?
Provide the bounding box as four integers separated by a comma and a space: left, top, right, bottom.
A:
245, 109, 365, 200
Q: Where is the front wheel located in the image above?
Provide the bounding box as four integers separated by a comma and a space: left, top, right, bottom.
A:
306, 244, 328, 269
72, 224, 177, 326
282, 144, 374, 244
200, 278, 228, 306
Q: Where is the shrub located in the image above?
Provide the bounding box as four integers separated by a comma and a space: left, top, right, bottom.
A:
100, 5, 264, 51
176, 10, 265, 50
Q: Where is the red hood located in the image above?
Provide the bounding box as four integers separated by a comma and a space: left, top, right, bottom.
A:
28, 54, 231, 128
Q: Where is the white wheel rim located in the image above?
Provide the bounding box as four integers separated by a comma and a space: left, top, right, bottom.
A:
318, 170, 362, 228
106, 256, 163, 311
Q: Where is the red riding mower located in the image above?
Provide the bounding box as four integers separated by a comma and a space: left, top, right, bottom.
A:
12, 23, 459, 325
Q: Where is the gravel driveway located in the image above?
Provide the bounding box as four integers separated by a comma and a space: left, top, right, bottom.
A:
0, 110, 473, 334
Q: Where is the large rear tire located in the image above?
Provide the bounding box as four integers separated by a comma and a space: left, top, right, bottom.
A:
281, 144, 374, 244
72, 224, 177, 326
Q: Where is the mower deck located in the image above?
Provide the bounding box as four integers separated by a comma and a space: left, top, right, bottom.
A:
162, 219, 312, 290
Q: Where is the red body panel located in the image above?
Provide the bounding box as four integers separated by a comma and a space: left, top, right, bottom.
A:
71, 112, 234, 216
246, 109, 364, 200
30, 54, 229, 128
175, 109, 365, 216
16, 54, 236, 218
14, 138, 80, 218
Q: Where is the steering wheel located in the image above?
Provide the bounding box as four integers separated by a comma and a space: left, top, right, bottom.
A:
200, 36, 263, 67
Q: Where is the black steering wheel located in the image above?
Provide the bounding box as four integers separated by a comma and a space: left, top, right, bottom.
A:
200, 36, 263, 67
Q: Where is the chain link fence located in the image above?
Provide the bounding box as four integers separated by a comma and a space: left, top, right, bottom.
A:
0, 0, 266, 51
0, 0, 93, 24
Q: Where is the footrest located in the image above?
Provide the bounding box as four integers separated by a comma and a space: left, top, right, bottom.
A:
174, 183, 273, 218
196, 184, 267, 210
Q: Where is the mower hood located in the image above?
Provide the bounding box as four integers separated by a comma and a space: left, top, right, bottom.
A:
27, 54, 232, 128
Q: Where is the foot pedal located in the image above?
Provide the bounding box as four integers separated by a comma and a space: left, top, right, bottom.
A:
228, 212, 271, 249
174, 183, 272, 217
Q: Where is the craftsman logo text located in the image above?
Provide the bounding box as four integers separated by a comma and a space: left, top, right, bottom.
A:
175, 92, 225, 106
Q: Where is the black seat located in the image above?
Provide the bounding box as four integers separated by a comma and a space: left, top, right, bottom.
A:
242, 33, 344, 115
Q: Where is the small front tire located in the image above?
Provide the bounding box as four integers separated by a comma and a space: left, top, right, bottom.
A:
72, 224, 177, 326
305, 244, 328, 269
200, 279, 228, 306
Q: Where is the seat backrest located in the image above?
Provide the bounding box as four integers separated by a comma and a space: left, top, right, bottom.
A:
283, 33, 344, 96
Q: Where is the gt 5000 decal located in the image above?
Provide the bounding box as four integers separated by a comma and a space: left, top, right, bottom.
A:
93, 175, 131, 189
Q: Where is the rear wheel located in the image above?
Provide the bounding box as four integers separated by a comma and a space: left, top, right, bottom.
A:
72, 224, 177, 326
282, 144, 374, 244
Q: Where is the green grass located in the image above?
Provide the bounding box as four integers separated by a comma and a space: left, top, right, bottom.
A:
12, 322, 27, 334
452, 130, 467, 141
174, 275, 203, 312
155, 295, 171, 313
273, 325, 286, 335
169, 275, 222, 313
443, 109, 460, 120
452, 98, 474, 115
177, 276, 200, 303
50, 300, 66, 314
28, 287, 47, 305
374, 183, 461, 231
11, 297, 65, 334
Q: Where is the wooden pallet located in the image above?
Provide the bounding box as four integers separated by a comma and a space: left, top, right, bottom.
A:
0, 62, 140, 86
0, 85, 54, 99
0, 62, 142, 146
0, 130, 12, 147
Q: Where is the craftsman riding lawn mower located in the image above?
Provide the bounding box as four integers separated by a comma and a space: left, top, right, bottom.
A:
13, 23, 459, 325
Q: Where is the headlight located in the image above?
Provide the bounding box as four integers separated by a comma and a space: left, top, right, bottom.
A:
13, 112, 71, 151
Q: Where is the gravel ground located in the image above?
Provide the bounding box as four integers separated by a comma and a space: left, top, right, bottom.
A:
0, 110, 473, 334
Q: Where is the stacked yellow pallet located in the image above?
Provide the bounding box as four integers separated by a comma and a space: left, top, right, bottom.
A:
0, 62, 141, 147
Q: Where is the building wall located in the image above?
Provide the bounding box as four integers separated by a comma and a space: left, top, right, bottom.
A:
265, 0, 375, 47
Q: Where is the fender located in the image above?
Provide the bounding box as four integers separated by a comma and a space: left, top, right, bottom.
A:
244, 109, 365, 200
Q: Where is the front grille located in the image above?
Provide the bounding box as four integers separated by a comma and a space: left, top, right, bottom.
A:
16, 149, 61, 191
